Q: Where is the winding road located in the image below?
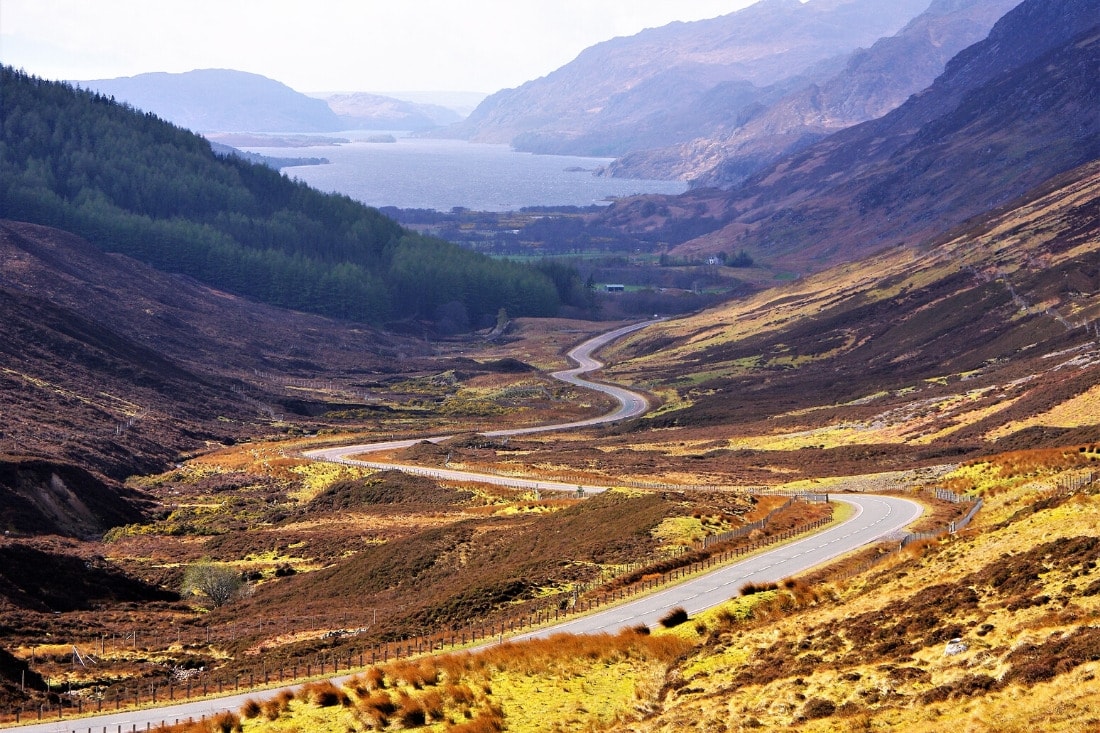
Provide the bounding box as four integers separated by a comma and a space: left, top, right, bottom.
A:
302, 319, 658, 490
7, 320, 923, 733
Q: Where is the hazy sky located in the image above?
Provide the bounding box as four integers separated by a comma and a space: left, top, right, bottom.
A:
1, 0, 758, 94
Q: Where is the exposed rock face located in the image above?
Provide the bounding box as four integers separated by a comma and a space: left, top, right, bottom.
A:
655, 0, 1100, 269
612, 0, 1023, 185
441, 0, 930, 156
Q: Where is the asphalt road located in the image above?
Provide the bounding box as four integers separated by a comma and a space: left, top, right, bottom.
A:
7, 321, 925, 732
513, 493, 923, 640
302, 319, 658, 489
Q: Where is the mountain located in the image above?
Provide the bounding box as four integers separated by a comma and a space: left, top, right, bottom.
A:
441, 0, 931, 156
77, 68, 344, 133
609, 158, 1100, 449
0, 219, 428, 486
608, 0, 1022, 184
602, 0, 1100, 273
323, 92, 463, 131
1, 66, 562, 327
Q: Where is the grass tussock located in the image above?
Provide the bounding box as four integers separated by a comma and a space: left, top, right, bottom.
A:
298, 679, 350, 707
158, 711, 242, 733
234, 627, 689, 732
659, 607, 689, 628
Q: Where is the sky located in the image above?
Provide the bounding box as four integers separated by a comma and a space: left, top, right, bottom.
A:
1, 0, 757, 95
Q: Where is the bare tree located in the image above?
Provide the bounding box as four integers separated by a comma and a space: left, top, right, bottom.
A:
181, 560, 243, 608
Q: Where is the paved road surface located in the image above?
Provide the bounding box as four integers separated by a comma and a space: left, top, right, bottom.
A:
514, 493, 923, 639
303, 319, 657, 489
6, 322, 924, 732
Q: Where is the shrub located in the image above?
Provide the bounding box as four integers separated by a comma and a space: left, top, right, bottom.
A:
210, 712, 242, 733
180, 560, 243, 608
301, 680, 349, 707
398, 699, 427, 727
360, 690, 397, 716
261, 692, 292, 721
420, 690, 445, 721
444, 682, 476, 706
659, 607, 689, 628
364, 665, 387, 689
802, 697, 836, 719
239, 699, 261, 719
740, 581, 778, 596
446, 704, 506, 733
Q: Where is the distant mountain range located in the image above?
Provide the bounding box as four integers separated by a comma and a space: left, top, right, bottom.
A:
322, 92, 463, 131
602, 0, 1099, 272
609, 0, 1022, 185
76, 69, 471, 133
440, 0, 934, 157
78, 69, 344, 133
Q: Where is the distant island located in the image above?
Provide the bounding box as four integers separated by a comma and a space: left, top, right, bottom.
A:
363, 134, 397, 143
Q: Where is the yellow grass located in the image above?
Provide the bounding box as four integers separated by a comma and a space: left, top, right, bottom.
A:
987, 381, 1100, 440
617, 466, 1100, 732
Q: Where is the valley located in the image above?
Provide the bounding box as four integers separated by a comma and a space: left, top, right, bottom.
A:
2, 0, 1100, 730
2, 153, 1096, 731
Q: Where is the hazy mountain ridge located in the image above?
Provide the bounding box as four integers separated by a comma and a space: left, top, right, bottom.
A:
323, 92, 463, 131
638, 0, 1100, 271
441, 0, 930, 156
610, 0, 1022, 184
78, 68, 345, 133
77, 69, 466, 134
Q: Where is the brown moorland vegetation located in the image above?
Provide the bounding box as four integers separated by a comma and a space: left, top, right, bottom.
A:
169, 450, 1100, 733
1, 144, 1098, 732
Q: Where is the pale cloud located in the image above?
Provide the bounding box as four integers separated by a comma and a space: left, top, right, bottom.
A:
0, 0, 755, 93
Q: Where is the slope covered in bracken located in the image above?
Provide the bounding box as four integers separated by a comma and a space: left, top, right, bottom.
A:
610, 456, 1100, 732
600, 160, 1100, 479
155, 464, 1100, 733
150, 162, 1100, 733
0, 219, 427, 485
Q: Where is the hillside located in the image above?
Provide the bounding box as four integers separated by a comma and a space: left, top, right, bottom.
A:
144, 469, 1100, 733
0, 66, 561, 327
323, 92, 463, 131
597, 0, 1100, 274
77, 69, 344, 133
2, 0, 1100, 727
115, 161, 1100, 733
2, 165, 1098, 733
442, 0, 929, 156
603, 159, 1100, 464
0, 218, 444, 528
608, 0, 1020, 184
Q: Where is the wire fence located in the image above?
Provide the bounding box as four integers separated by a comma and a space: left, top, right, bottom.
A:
831, 486, 984, 581
2, 499, 832, 727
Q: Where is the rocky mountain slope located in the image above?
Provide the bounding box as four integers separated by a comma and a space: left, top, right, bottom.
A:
609, 0, 1021, 184
606, 158, 1100, 456
442, 0, 930, 156
77, 69, 344, 133
600, 0, 1099, 274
